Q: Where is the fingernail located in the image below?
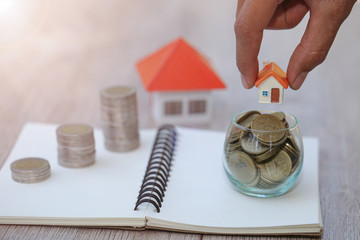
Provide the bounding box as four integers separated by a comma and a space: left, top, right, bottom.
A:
293, 72, 308, 89
241, 74, 251, 89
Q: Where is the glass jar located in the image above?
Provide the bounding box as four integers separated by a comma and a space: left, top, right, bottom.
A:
223, 110, 304, 197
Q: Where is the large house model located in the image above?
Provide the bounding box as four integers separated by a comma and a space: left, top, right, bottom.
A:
136, 38, 226, 125
255, 62, 288, 104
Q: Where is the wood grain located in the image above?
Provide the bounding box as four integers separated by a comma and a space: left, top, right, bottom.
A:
1, 0, 360, 239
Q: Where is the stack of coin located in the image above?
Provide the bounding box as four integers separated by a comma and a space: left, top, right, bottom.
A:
100, 86, 139, 152
56, 124, 95, 168
10, 157, 51, 183
225, 111, 301, 189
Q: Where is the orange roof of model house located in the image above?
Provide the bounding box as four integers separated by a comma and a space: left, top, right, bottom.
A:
136, 38, 226, 91
255, 62, 288, 89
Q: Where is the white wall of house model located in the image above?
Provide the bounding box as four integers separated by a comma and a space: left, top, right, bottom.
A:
151, 90, 212, 125
257, 75, 285, 104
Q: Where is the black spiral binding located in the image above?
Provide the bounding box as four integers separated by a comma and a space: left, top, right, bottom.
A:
134, 124, 177, 213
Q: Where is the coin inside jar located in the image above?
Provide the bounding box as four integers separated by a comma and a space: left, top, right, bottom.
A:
227, 151, 258, 185
236, 111, 261, 128
251, 114, 286, 143
224, 110, 302, 191
259, 130, 289, 147
258, 150, 292, 182
270, 111, 286, 122
240, 133, 269, 155
10, 157, 51, 183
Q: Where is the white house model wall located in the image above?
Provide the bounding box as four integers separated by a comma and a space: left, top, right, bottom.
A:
257, 76, 284, 104
152, 91, 212, 125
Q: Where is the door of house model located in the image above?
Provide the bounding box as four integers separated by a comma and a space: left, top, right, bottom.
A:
271, 88, 279, 103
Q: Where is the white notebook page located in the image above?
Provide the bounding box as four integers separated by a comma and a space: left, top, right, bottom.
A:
0, 123, 320, 232
0, 123, 150, 225
147, 128, 320, 229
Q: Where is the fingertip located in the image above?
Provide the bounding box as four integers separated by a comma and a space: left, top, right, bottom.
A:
241, 74, 250, 89
241, 73, 255, 89
290, 72, 308, 90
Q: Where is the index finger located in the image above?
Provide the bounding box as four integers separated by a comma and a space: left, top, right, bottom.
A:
235, 0, 282, 88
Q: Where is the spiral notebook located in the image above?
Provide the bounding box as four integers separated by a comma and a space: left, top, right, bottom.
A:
0, 123, 322, 236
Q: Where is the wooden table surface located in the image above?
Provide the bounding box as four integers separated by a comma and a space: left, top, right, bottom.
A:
1, 0, 359, 239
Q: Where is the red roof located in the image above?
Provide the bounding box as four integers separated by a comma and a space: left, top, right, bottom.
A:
136, 38, 226, 91
255, 62, 288, 89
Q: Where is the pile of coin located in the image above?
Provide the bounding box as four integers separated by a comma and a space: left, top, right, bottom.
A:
225, 111, 301, 189
56, 124, 96, 168
100, 86, 139, 152
10, 157, 51, 183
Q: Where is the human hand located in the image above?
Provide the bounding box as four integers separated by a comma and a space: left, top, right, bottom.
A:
234, 0, 356, 90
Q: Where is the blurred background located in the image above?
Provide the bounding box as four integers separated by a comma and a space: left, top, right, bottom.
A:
1, 1, 360, 238
0, 0, 360, 154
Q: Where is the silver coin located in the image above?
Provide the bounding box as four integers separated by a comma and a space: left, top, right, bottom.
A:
100, 85, 140, 152
56, 124, 95, 147
58, 154, 95, 168
105, 140, 140, 152
100, 86, 136, 99
57, 124, 96, 168
10, 158, 51, 183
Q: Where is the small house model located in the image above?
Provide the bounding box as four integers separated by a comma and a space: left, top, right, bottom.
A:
255, 62, 288, 104
136, 38, 226, 125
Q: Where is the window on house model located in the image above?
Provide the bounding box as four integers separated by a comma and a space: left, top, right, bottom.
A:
262, 91, 268, 97
189, 100, 206, 114
164, 101, 182, 115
